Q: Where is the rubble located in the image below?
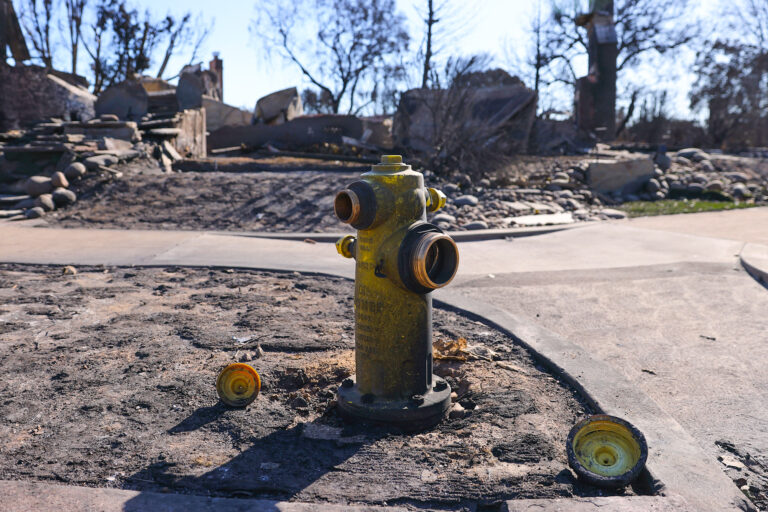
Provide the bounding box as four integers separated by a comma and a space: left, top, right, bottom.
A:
253, 87, 303, 125
394, 83, 537, 156
209, 114, 366, 151
0, 65, 95, 131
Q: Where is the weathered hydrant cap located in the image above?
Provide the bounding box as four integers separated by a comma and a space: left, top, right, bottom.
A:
216, 363, 261, 407
566, 414, 648, 488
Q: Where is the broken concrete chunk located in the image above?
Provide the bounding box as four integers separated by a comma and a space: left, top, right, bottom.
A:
588, 158, 655, 194
254, 87, 303, 125
25, 176, 53, 197
98, 137, 133, 152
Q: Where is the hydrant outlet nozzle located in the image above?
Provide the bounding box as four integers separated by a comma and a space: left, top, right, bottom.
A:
426, 187, 447, 212
336, 235, 356, 259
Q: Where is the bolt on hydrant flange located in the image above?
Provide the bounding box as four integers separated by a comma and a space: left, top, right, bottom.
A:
334, 155, 459, 429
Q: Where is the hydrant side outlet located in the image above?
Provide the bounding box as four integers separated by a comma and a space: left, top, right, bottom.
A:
334, 155, 458, 430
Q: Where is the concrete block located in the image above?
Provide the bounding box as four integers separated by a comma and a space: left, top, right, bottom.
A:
588, 157, 655, 194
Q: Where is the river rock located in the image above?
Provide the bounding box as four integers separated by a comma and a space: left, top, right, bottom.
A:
51, 171, 69, 189
731, 183, 751, 199
13, 198, 36, 209
724, 172, 749, 183
687, 183, 705, 195
646, 178, 661, 193
699, 159, 716, 173
432, 213, 456, 224
453, 195, 479, 207
25, 176, 53, 197
463, 220, 488, 230
654, 152, 671, 171
34, 194, 55, 211
705, 180, 724, 192
64, 162, 87, 179
84, 154, 119, 170
25, 207, 45, 219
677, 148, 709, 162
52, 188, 77, 206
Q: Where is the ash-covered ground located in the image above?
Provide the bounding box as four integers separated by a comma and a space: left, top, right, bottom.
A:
0, 265, 650, 509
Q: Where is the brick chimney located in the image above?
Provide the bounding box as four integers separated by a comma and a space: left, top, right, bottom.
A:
209, 52, 223, 101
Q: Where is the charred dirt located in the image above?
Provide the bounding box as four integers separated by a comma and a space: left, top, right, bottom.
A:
0, 264, 648, 509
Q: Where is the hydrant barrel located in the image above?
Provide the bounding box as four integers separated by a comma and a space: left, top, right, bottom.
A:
334, 155, 459, 429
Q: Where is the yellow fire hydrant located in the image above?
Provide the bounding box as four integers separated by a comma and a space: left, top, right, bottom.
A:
334, 155, 459, 428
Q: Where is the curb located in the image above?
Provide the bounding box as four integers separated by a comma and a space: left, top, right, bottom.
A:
0, 480, 406, 512
227, 223, 586, 243
433, 290, 754, 512
740, 243, 768, 285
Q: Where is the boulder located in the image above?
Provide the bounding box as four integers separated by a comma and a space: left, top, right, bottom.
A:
51, 171, 69, 188
25, 176, 53, 197
34, 194, 55, 211
64, 162, 87, 179
52, 187, 77, 206
686, 183, 705, 195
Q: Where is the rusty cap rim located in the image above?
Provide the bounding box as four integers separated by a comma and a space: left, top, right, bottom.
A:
411, 232, 459, 290
334, 189, 361, 225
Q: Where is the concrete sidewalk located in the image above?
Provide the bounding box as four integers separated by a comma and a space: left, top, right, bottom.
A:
1, 216, 766, 511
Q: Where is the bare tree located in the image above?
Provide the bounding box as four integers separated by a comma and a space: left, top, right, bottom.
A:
691, 0, 768, 149
416, 0, 475, 89
80, 0, 209, 93
254, 0, 409, 114
64, 0, 87, 74
19, 0, 56, 67
543, 0, 696, 88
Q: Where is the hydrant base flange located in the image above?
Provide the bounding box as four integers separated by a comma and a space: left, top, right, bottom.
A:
337, 375, 452, 430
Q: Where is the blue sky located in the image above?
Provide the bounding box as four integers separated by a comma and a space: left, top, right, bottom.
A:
12, 0, 720, 117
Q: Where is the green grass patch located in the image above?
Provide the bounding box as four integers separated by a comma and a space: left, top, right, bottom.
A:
619, 199, 757, 218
